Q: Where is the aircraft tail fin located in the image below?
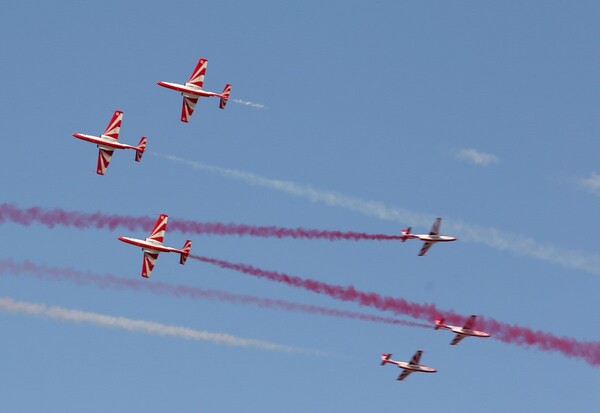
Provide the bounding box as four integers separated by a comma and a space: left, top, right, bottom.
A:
434, 318, 445, 330
381, 353, 392, 366
179, 240, 192, 265
401, 227, 412, 242
135, 137, 147, 162
219, 84, 231, 109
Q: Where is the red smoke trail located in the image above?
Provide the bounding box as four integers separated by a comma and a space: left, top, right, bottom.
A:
191, 255, 600, 366
0, 203, 402, 241
0, 259, 427, 329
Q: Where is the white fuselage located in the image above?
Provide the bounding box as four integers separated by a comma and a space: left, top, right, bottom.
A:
73, 133, 137, 151
117, 236, 182, 254
396, 362, 437, 373
387, 360, 437, 374
156, 81, 221, 98
441, 324, 491, 338
408, 234, 457, 243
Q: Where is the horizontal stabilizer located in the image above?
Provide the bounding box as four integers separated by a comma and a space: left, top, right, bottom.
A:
380, 353, 391, 366
135, 137, 147, 162
180, 240, 192, 264
219, 84, 231, 109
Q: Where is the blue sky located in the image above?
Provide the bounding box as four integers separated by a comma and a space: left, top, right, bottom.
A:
1, 1, 599, 411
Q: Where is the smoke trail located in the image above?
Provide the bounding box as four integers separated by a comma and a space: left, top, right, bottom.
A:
0, 203, 403, 241
191, 254, 600, 366
0, 297, 307, 353
231, 98, 266, 109
0, 259, 427, 329
157, 154, 600, 276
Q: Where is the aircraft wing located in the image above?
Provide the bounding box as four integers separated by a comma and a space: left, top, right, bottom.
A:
187, 58, 207, 88
397, 369, 412, 381
142, 251, 159, 278
97, 148, 114, 175
147, 214, 168, 244
103, 110, 123, 140
450, 334, 466, 346
181, 95, 199, 123
418, 242, 434, 256
463, 315, 477, 330
409, 350, 423, 365
429, 217, 442, 235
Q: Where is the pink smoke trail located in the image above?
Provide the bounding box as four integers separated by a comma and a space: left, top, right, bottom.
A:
0, 259, 427, 329
0, 203, 403, 241
191, 255, 600, 367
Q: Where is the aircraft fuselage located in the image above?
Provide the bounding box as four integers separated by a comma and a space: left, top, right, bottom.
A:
448, 326, 491, 338
156, 81, 221, 98
412, 234, 457, 242
117, 236, 182, 254
395, 361, 437, 373
73, 133, 137, 151
385, 359, 437, 373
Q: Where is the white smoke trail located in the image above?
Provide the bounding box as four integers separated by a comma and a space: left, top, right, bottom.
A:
0, 297, 309, 354
231, 99, 266, 109
455, 148, 499, 166
157, 154, 600, 276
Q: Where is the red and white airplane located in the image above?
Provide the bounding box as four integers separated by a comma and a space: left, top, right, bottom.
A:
73, 110, 147, 175
401, 217, 457, 256
435, 315, 491, 345
380, 351, 437, 381
118, 214, 192, 278
157, 58, 232, 123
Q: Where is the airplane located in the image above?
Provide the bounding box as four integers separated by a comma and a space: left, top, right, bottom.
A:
400, 217, 457, 256
72, 110, 147, 175
380, 351, 437, 381
118, 214, 192, 278
157, 58, 232, 122
435, 315, 491, 345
